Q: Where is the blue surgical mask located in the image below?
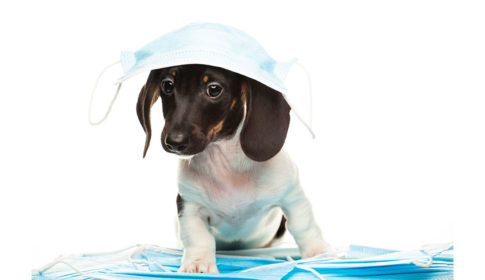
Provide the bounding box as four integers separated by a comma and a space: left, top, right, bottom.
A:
32, 243, 453, 280
119, 22, 294, 95
89, 23, 315, 137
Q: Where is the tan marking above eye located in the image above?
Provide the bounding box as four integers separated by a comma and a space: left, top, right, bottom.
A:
203, 75, 209, 83
171, 71, 176, 76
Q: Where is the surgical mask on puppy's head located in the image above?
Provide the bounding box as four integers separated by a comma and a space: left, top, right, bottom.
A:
119, 23, 294, 94
89, 23, 314, 137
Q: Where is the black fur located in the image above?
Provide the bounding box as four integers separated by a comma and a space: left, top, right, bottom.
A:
176, 193, 184, 217
274, 215, 287, 240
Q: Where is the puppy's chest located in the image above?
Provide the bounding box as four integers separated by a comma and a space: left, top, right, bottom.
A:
181, 170, 276, 220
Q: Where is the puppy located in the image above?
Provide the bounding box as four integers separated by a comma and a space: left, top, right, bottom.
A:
137, 64, 330, 273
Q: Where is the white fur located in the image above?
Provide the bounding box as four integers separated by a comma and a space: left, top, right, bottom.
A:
176, 127, 331, 273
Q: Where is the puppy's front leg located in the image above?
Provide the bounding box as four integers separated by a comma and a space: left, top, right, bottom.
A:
281, 183, 332, 259
178, 201, 218, 273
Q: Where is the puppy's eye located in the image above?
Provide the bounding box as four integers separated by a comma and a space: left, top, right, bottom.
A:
161, 80, 174, 94
206, 84, 223, 98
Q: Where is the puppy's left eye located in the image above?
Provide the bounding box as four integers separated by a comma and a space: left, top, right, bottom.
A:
206, 84, 223, 98
161, 80, 174, 95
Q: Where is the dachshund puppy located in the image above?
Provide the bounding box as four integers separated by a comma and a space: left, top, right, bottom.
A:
137, 64, 330, 273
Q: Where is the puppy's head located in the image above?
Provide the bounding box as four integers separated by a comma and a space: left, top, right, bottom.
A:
137, 64, 290, 161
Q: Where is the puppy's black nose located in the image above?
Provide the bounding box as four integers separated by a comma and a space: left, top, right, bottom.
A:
165, 132, 188, 153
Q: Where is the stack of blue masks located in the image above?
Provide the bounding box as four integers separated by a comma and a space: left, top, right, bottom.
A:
32, 243, 453, 280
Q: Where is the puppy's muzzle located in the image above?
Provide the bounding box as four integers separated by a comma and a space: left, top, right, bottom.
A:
164, 132, 189, 154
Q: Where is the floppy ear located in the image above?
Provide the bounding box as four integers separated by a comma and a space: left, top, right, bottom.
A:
240, 79, 291, 162
136, 70, 161, 158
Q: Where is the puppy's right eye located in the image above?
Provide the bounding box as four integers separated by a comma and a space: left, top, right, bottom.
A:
161, 80, 174, 94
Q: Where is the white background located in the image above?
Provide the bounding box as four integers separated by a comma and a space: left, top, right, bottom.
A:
1, 1, 483, 279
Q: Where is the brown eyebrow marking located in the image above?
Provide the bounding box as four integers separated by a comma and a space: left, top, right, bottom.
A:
203, 75, 209, 83
208, 120, 224, 140
171, 71, 176, 76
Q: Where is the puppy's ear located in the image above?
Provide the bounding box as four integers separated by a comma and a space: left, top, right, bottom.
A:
136, 70, 161, 158
240, 79, 291, 161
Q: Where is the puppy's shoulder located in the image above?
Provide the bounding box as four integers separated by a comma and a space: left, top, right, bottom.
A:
252, 149, 299, 189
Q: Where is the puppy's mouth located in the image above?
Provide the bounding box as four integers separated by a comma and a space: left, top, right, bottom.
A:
176, 154, 195, 160
161, 128, 209, 158
161, 138, 206, 158
162, 143, 200, 156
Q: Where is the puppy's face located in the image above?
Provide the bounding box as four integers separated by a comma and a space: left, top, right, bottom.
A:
158, 65, 245, 156
137, 64, 291, 161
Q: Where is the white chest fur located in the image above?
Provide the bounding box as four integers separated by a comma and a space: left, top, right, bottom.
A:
177, 135, 296, 245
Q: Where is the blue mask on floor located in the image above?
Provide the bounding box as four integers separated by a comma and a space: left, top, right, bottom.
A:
32, 243, 453, 280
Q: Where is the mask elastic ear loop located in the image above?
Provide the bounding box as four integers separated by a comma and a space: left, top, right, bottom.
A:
88, 60, 122, 125
285, 61, 315, 139
410, 242, 453, 268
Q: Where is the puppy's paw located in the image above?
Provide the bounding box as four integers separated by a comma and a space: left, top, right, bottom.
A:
301, 241, 334, 259
179, 258, 219, 273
